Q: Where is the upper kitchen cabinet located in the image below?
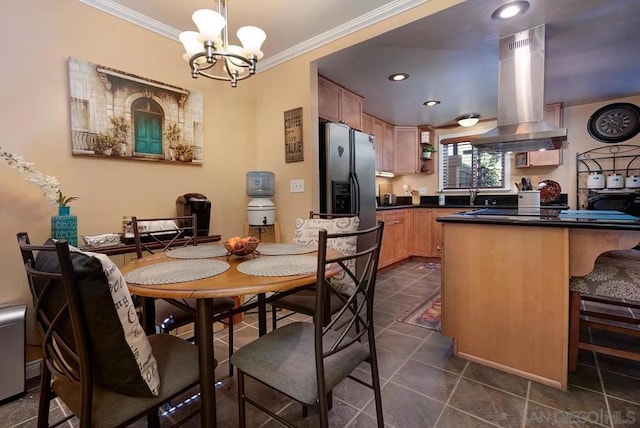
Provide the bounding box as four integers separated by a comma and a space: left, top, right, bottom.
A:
318, 75, 363, 130
362, 113, 373, 135
394, 126, 419, 174
418, 125, 435, 174
515, 103, 564, 168
365, 113, 394, 172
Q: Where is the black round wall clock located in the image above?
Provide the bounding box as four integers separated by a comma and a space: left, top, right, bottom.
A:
587, 102, 640, 143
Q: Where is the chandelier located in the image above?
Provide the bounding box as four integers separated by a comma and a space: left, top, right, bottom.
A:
179, 0, 266, 87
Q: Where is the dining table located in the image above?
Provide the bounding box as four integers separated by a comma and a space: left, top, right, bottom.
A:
119, 243, 341, 428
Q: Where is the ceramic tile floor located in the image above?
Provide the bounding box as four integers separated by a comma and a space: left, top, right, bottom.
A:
4, 260, 640, 427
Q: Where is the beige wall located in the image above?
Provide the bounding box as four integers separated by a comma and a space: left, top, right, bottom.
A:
1, 0, 257, 344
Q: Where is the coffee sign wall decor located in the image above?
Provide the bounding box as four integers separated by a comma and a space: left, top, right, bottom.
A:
284, 107, 303, 163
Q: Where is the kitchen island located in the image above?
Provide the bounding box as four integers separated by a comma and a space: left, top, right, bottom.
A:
438, 209, 640, 390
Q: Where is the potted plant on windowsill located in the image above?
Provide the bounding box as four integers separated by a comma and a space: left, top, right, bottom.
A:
422, 144, 437, 159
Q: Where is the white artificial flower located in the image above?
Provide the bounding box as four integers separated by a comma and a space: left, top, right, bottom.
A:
1, 147, 77, 207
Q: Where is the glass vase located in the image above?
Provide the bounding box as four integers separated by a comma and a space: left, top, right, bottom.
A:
51, 206, 78, 246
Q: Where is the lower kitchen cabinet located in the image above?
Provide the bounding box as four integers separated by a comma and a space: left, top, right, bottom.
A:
431, 209, 462, 257
413, 208, 432, 256
377, 207, 462, 269
376, 209, 413, 268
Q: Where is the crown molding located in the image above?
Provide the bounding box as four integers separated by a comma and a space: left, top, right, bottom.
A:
259, 0, 429, 70
77, 0, 180, 39
78, 0, 428, 71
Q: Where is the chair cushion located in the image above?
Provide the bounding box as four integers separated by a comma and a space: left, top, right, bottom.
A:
292, 216, 360, 295
155, 297, 235, 331
36, 242, 160, 397
53, 334, 201, 428
273, 289, 344, 316
569, 251, 640, 301
230, 322, 369, 405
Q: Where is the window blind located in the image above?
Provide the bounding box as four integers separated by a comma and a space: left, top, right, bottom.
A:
440, 136, 505, 190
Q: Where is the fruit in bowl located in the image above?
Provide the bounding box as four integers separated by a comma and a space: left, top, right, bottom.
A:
224, 236, 260, 257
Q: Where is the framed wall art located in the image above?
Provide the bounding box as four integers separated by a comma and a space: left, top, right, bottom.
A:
68, 57, 204, 164
284, 107, 303, 163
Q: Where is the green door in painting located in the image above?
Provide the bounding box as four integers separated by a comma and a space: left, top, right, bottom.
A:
135, 112, 162, 155
132, 97, 164, 156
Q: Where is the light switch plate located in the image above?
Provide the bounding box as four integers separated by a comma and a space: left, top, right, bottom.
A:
419, 187, 427, 195
290, 179, 304, 193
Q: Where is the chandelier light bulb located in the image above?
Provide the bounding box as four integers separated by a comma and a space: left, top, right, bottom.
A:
179, 31, 204, 61
192, 9, 226, 45
237, 26, 267, 57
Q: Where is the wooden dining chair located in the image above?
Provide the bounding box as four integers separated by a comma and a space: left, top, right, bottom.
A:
569, 248, 640, 372
131, 214, 236, 376
270, 211, 360, 331
231, 221, 385, 428
16, 232, 202, 427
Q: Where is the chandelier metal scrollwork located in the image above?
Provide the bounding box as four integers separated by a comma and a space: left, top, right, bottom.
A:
179, 0, 266, 87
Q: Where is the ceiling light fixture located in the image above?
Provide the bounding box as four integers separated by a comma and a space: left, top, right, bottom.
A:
179, 0, 266, 88
388, 73, 409, 81
491, 1, 530, 20
423, 100, 441, 106
457, 114, 481, 127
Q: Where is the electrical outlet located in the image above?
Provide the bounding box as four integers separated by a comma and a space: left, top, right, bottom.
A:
290, 179, 304, 193
419, 187, 427, 195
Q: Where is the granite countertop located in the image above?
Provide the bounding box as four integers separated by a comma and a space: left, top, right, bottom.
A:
436, 209, 640, 230
376, 203, 569, 211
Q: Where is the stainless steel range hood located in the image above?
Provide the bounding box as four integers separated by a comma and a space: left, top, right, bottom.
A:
474, 25, 567, 152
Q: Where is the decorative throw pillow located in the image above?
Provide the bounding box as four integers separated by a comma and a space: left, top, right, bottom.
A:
292, 216, 360, 295
35, 241, 160, 397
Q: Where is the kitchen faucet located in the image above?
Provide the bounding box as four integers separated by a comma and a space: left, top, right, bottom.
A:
469, 188, 479, 205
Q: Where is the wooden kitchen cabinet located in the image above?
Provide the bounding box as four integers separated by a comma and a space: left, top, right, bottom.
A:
366, 114, 394, 172
431, 208, 461, 257
362, 113, 374, 135
383, 122, 395, 172
515, 103, 564, 168
377, 208, 412, 268
394, 126, 419, 174
413, 208, 432, 256
318, 75, 363, 130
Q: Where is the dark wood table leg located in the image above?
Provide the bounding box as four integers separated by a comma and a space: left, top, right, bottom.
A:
142, 297, 156, 335
257, 293, 267, 336
196, 298, 217, 428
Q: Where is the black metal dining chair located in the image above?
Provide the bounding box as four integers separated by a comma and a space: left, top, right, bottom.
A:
270, 212, 360, 331
131, 214, 236, 376
231, 221, 385, 427
16, 232, 202, 427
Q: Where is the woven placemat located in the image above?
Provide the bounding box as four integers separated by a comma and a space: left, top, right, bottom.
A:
237, 255, 317, 277
166, 244, 228, 259
257, 243, 317, 256
125, 259, 230, 284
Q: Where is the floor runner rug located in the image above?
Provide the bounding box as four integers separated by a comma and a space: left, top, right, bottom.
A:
397, 290, 441, 331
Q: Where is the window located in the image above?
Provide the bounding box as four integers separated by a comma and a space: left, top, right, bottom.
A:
439, 134, 507, 190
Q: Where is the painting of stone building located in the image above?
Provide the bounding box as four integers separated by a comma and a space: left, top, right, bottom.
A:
68, 57, 204, 164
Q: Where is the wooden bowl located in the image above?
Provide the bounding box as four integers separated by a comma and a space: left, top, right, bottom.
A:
223, 239, 260, 257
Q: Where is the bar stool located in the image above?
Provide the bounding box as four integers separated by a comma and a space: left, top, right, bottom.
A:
568, 249, 640, 371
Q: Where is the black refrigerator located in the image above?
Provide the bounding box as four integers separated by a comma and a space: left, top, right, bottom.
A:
319, 121, 377, 250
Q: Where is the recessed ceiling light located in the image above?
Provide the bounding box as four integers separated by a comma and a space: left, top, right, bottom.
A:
423, 100, 441, 106
456, 114, 481, 127
491, 1, 529, 20
388, 73, 409, 82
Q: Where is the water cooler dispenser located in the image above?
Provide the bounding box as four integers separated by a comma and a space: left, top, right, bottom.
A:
246, 171, 275, 226
176, 193, 211, 236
